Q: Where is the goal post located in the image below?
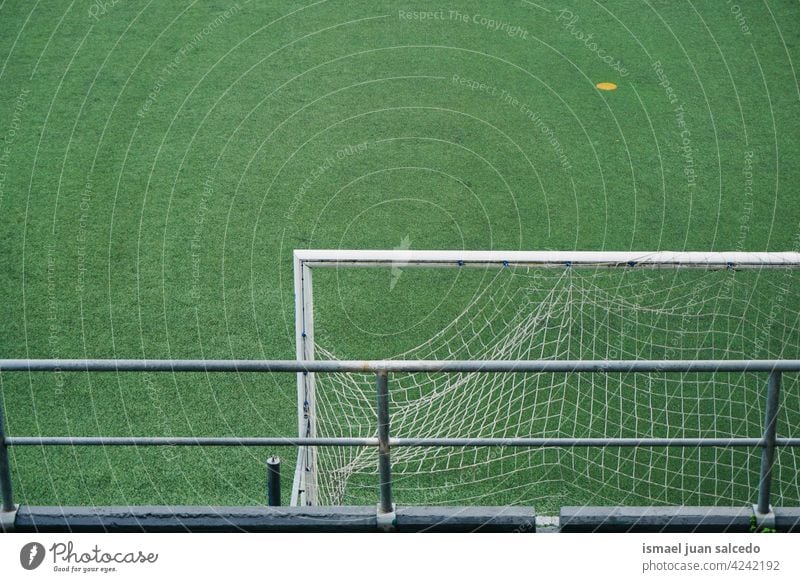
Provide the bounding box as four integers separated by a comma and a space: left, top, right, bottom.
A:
291, 250, 800, 507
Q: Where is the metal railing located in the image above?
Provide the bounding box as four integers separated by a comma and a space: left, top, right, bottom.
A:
1, 358, 799, 518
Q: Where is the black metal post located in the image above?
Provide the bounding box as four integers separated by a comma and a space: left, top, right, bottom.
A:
757, 371, 781, 514
376, 372, 393, 514
0, 398, 14, 512
267, 456, 281, 506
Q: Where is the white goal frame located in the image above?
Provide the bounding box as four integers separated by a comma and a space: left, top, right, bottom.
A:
291, 249, 800, 505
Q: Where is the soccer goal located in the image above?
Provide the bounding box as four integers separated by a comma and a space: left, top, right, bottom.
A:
291, 250, 800, 510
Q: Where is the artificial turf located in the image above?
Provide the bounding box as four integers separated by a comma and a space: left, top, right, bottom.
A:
0, 0, 799, 509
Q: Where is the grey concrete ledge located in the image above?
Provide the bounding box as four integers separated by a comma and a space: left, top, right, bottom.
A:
12, 505, 535, 533
10, 505, 800, 533
774, 507, 800, 532
560, 506, 753, 533
13, 505, 378, 533
395, 506, 535, 532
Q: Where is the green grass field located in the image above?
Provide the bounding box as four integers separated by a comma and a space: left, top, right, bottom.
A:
1, 1, 799, 510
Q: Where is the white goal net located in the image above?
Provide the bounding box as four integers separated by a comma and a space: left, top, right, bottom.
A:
293, 251, 800, 511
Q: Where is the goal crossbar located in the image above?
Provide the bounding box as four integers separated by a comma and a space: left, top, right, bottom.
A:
294, 249, 800, 269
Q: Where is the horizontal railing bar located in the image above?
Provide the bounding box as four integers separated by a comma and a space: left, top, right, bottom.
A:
393, 438, 800, 447
2, 359, 800, 373
5, 437, 378, 446
6, 437, 800, 447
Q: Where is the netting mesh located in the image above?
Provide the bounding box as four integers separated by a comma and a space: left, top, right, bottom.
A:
309, 265, 800, 511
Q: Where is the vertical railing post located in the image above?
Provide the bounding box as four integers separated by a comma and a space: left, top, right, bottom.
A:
0, 397, 14, 513
267, 456, 281, 507
757, 370, 781, 515
376, 371, 394, 515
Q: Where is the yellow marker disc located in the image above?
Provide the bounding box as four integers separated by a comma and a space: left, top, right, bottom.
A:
596, 82, 618, 91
